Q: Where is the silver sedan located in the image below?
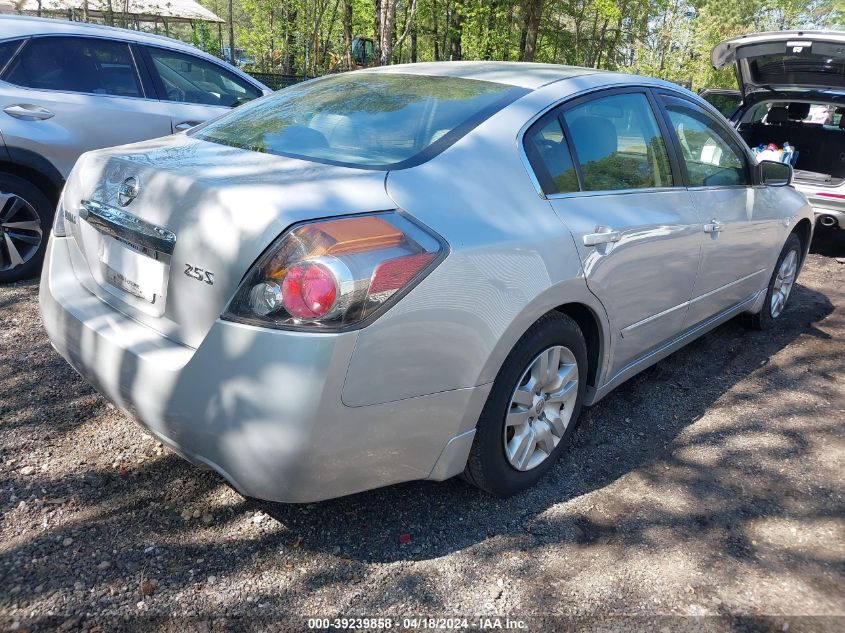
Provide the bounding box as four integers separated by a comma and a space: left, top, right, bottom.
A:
40, 62, 814, 502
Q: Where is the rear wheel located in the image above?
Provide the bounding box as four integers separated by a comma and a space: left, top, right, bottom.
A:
463, 312, 587, 496
0, 174, 52, 284
744, 233, 801, 331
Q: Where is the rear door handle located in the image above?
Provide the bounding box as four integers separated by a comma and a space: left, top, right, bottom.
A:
703, 219, 724, 233
174, 120, 201, 132
583, 229, 622, 247
3, 104, 54, 120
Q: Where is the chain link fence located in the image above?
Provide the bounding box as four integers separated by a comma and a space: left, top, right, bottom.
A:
246, 72, 312, 90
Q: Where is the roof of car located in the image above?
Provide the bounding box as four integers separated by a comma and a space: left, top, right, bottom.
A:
0, 15, 214, 55
359, 61, 604, 89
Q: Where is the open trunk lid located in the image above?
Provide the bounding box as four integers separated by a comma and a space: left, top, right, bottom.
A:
711, 30, 845, 97
61, 134, 393, 348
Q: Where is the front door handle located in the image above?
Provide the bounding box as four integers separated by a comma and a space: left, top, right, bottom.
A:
703, 219, 724, 233
3, 104, 54, 121
174, 120, 201, 132
583, 228, 622, 247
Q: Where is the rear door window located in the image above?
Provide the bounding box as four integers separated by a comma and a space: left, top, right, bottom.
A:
563, 92, 673, 191
3, 36, 143, 97
144, 47, 262, 107
661, 96, 749, 187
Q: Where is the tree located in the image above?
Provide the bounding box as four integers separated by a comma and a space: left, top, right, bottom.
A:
228, 0, 236, 64
448, 0, 463, 59
342, 0, 353, 68
198, 0, 843, 81
521, 0, 541, 61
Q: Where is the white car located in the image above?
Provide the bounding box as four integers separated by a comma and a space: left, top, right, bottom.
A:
0, 16, 270, 282
712, 30, 845, 235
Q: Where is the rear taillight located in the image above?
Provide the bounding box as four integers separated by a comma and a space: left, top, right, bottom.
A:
222, 211, 445, 331
281, 261, 338, 319
52, 196, 69, 238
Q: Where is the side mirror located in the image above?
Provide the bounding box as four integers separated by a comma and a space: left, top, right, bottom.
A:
758, 160, 792, 187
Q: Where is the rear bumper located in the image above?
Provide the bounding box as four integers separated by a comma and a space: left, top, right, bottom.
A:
811, 206, 845, 229
39, 237, 488, 502
796, 187, 845, 230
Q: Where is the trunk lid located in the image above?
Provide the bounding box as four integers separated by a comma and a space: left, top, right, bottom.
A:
711, 30, 845, 97
62, 134, 393, 348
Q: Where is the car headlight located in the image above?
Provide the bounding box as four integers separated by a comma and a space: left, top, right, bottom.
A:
222, 211, 446, 331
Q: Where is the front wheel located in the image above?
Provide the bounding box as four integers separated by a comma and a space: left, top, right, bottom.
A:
463, 312, 587, 496
744, 233, 802, 331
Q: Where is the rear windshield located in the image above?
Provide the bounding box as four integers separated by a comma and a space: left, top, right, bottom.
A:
750, 52, 845, 86
190, 73, 527, 169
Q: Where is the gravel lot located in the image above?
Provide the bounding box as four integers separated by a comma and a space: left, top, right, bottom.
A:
1, 231, 843, 633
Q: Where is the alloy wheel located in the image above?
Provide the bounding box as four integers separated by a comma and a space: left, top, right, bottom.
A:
0, 192, 43, 272
503, 345, 579, 471
770, 249, 797, 318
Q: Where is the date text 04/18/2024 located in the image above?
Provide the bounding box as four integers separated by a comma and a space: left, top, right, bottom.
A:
306, 617, 528, 630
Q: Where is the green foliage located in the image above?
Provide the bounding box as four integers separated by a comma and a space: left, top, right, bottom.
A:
236, 0, 285, 70
190, 22, 223, 56
196, 0, 843, 81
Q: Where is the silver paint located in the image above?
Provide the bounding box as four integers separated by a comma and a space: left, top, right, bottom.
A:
0, 16, 270, 180
41, 65, 815, 502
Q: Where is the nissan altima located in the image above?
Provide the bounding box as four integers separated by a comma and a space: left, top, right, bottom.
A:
40, 62, 814, 502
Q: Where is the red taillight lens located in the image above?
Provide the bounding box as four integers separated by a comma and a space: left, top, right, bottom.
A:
282, 262, 338, 319
369, 252, 436, 295
223, 211, 445, 331
817, 193, 845, 200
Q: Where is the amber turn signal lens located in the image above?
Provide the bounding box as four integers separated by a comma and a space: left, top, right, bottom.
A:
301, 216, 404, 256
264, 216, 405, 279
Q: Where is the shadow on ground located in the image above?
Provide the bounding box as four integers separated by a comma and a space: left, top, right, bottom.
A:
1, 252, 842, 625
809, 226, 844, 258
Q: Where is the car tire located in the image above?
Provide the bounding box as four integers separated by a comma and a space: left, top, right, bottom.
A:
463, 312, 588, 496
744, 233, 802, 331
0, 173, 53, 284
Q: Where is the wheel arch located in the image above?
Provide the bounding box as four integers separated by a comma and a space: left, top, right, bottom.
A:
0, 147, 65, 206
476, 279, 611, 399
791, 217, 812, 265
552, 302, 604, 389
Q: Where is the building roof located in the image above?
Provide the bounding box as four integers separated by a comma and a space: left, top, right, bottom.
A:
1, 0, 222, 23
0, 15, 222, 47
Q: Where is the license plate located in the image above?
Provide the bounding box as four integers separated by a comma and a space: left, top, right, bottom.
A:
99, 235, 167, 304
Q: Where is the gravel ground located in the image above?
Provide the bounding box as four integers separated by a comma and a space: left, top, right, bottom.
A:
1, 231, 843, 633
